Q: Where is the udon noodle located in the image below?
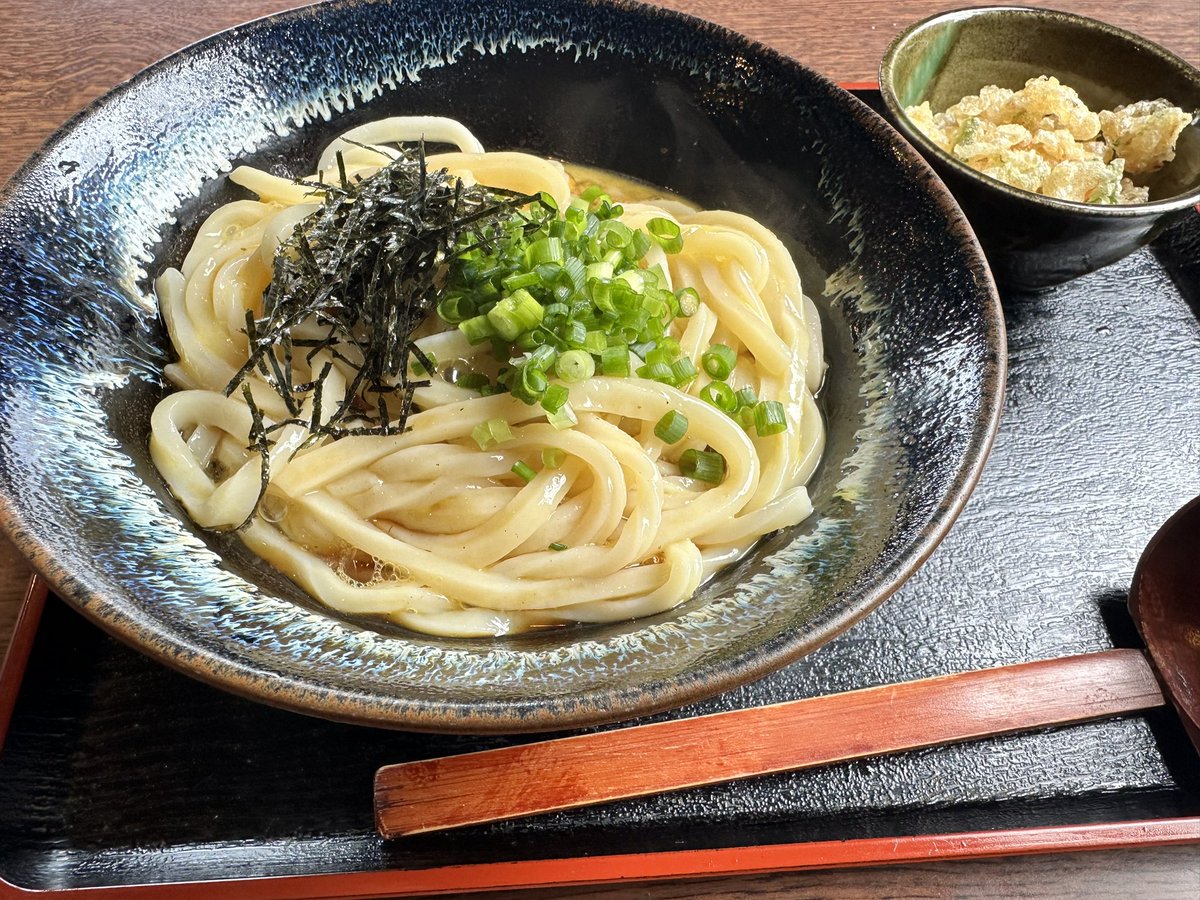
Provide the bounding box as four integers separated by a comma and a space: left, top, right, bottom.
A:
151, 117, 826, 636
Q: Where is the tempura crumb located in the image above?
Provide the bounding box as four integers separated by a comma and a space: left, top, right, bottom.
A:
1099, 100, 1194, 174
905, 76, 1195, 203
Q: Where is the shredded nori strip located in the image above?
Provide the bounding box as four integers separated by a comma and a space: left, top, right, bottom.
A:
224, 143, 540, 520
220, 143, 544, 525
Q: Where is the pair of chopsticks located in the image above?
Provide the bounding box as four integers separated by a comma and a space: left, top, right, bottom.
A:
374, 649, 1162, 837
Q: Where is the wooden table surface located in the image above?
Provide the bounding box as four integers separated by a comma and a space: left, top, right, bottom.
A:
1, 1, 1198, 897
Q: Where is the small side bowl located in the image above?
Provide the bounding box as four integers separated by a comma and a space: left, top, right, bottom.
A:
880, 6, 1200, 290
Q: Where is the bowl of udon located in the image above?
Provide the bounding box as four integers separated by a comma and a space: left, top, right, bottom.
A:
0, 0, 1004, 732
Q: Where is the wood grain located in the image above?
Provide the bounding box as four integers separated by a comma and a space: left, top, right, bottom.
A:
469, 846, 1200, 899
1, 2, 1198, 897
375, 650, 1165, 836
0, 0, 1196, 187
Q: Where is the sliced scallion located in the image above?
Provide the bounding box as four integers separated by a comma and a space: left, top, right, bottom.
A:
556, 349, 595, 383
637, 361, 674, 384
670, 357, 698, 386
502, 271, 541, 291
675, 287, 700, 317
753, 400, 787, 436
700, 381, 737, 412
679, 448, 726, 484
646, 217, 684, 253
471, 417, 514, 450
540, 383, 569, 413
734, 386, 758, 409
457, 372, 491, 392
548, 401, 578, 430
701, 344, 737, 380
459, 314, 496, 345
599, 345, 629, 377
654, 410, 688, 444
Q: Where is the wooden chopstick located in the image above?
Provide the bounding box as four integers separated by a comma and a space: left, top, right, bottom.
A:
374, 649, 1163, 838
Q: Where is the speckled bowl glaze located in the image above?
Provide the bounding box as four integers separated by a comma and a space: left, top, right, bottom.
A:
881, 6, 1200, 290
0, 0, 1003, 733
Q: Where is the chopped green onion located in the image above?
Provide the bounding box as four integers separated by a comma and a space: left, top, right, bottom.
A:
670, 357, 698, 386
656, 336, 681, 358
599, 220, 633, 249
502, 271, 541, 291
562, 319, 588, 347
514, 331, 540, 352
590, 279, 615, 315
654, 410, 689, 444
562, 256, 587, 290
542, 447, 566, 468
486, 304, 521, 342
645, 346, 674, 367
626, 229, 652, 260
680, 448, 726, 483
556, 349, 595, 383
601, 345, 630, 377
701, 344, 737, 380
583, 330, 608, 354
548, 401, 578, 430
457, 372, 491, 392
437, 294, 473, 323
487, 289, 545, 341
409, 350, 438, 377
615, 269, 644, 293
734, 386, 758, 409
540, 383, 569, 414
548, 541, 568, 551
753, 400, 788, 436
459, 314, 496, 344
646, 217, 684, 253
528, 343, 558, 370
511, 289, 545, 329
512, 461, 537, 482
637, 361, 674, 384
527, 236, 565, 266
700, 381, 738, 412
630, 340, 655, 359
471, 418, 514, 450
586, 260, 614, 282
519, 364, 549, 400
676, 287, 701, 317
438, 189, 702, 405
642, 294, 667, 319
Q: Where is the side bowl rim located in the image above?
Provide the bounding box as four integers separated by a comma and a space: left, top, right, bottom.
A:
878, 3, 1200, 217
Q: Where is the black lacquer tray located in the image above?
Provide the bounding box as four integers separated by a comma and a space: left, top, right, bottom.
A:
2, 102, 1200, 899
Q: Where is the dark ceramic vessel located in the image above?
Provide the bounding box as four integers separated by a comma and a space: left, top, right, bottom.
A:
0, 0, 1003, 732
880, 5, 1200, 291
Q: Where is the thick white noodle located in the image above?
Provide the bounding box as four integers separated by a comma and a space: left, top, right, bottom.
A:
151, 118, 826, 636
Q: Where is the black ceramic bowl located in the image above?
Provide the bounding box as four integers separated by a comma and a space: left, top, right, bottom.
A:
0, 0, 1003, 732
881, 6, 1200, 290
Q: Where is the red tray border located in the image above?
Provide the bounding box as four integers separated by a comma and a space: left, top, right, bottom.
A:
3, 81, 1199, 895
3, 575, 1199, 899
